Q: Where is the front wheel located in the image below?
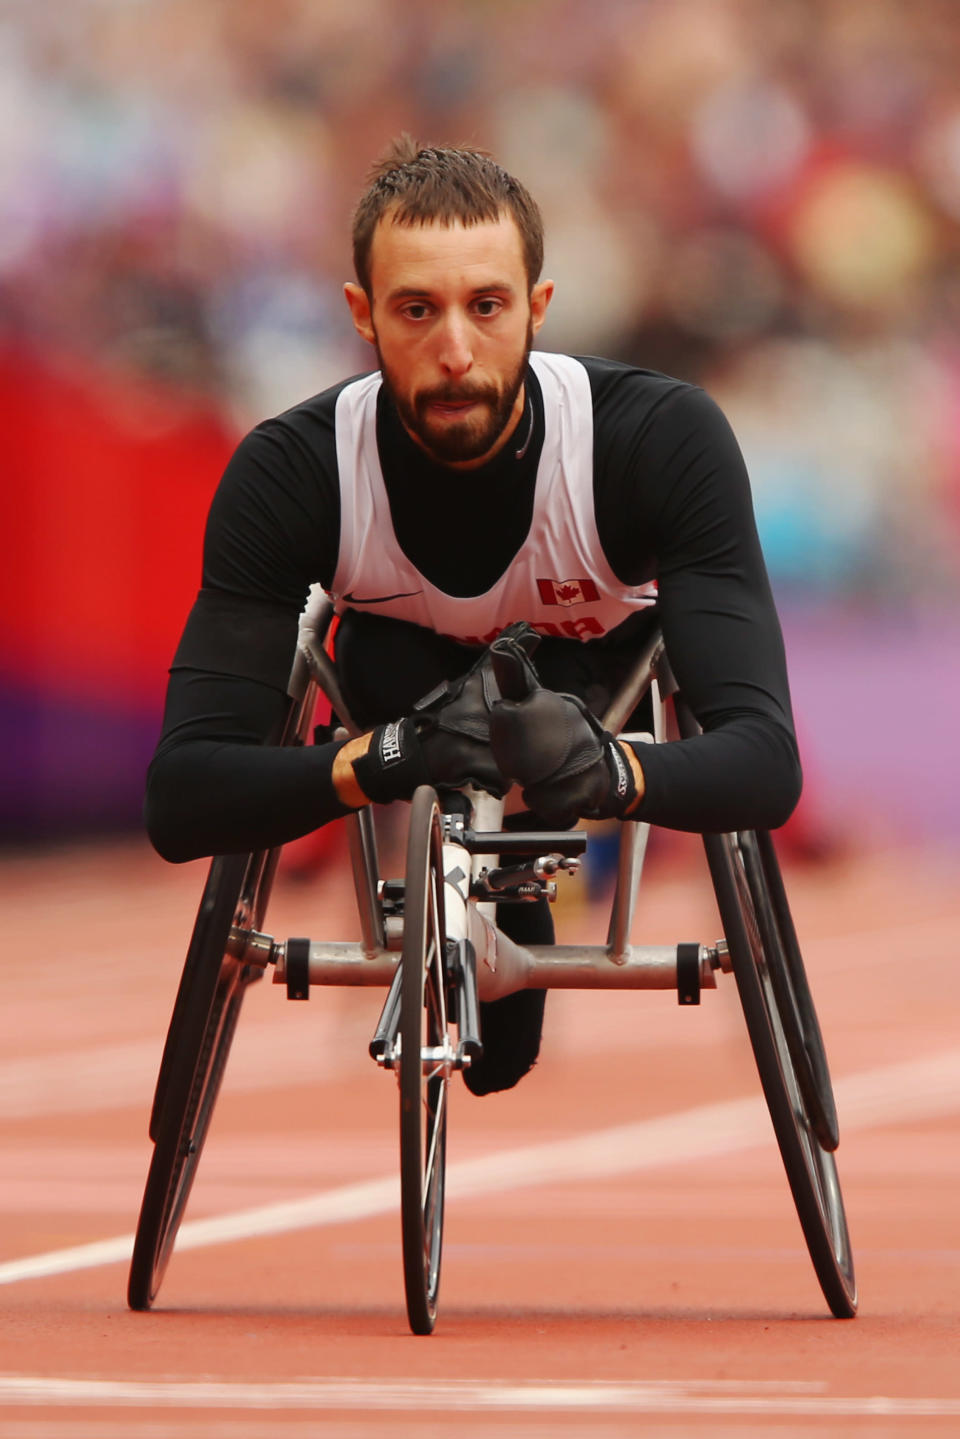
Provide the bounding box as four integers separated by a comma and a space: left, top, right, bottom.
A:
399, 786, 450, 1335
704, 829, 857, 1318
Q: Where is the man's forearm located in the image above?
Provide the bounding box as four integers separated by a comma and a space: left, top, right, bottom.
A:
621, 743, 645, 813
145, 738, 358, 863
332, 732, 373, 807
627, 716, 801, 833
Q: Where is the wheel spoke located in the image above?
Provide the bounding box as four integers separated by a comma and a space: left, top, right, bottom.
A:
423, 1080, 446, 1210
426, 892, 447, 1032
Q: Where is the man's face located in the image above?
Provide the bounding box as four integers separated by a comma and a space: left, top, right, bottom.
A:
345, 213, 553, 468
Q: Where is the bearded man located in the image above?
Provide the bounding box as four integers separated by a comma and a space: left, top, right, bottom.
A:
146, 137, 801, 1094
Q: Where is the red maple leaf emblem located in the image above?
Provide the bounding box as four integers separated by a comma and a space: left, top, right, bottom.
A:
556, 583, 580, 601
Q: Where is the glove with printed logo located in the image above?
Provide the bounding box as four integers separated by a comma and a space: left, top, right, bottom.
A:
351, 622, 540, 803
488, 623, 639, 828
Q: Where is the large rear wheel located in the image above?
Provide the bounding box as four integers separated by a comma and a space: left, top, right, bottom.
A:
127, 849, 273, 1310
399, 786, 450, 1335
704, 829, 857, 1318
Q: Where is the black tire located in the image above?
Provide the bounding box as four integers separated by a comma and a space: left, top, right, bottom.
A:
128, 850, 269, 1311
147, 849, 274, 1142
399, 786, 450, 1335
754, 830, 838, 1150
704, 830, 857, 1318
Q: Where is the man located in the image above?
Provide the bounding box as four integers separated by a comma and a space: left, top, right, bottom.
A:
146, 136, 801, 1093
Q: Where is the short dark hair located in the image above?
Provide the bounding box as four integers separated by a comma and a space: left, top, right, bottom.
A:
352, 135, 544, 295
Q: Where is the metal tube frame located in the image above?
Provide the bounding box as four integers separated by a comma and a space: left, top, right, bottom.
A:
230, 590, 719, 1006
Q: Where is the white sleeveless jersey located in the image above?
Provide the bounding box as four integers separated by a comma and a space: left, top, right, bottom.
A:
330, 350, 657, 647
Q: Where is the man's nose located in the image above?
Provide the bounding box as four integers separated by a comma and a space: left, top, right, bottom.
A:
437, 313, 473, 376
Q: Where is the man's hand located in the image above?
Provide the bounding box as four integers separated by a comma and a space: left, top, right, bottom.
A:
348, 622, 538, 804
489, 623, 644, 828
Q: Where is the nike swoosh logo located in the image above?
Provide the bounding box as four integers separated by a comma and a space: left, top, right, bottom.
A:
342, 589, 423, 605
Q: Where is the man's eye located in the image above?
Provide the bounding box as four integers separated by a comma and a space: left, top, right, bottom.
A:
402, 304, 430, 321
474, 298, 502, 317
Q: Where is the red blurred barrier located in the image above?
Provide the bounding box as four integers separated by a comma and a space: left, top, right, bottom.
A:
2, 346, 237, 705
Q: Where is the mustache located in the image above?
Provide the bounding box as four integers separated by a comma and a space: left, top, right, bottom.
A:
415, 381, 499, 408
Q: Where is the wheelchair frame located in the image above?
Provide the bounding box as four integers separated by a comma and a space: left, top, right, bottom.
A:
128, 587, 857, 1332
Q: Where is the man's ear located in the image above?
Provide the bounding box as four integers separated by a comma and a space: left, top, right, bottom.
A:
529, 278, 554, 337
344, 282, 376, 346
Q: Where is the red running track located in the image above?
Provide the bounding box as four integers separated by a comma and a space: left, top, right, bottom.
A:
0, 832, 958, 1436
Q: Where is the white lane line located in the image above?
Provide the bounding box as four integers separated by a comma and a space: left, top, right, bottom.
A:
0, 1376, 959, 1417
0, 1046, 957, 1288
0, 1020, 343, 1120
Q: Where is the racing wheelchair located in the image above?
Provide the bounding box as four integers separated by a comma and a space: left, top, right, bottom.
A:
128, 588, 857, 1333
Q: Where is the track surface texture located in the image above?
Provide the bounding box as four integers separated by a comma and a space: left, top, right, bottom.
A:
1, 829, 958, 1437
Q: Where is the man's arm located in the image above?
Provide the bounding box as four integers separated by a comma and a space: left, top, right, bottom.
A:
144, 409, 352, 861
145, 604, 513, 862
145, 585, 513, 863
595, 370, 802, 833
144, 592, 361, 862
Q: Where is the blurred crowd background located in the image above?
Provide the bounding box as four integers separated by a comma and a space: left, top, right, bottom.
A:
4, 0, 960, 846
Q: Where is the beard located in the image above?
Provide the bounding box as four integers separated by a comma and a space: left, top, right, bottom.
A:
376, 325, 532, 465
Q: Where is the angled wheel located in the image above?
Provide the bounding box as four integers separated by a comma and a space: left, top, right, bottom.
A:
127, 848, 274, 1310
399, 786, 450, 1335
704, 829, 857, 1318
753, 829, 838, 1150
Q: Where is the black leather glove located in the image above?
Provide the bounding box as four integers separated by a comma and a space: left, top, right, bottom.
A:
489, 623, 638, 828
351, 623, 537, 803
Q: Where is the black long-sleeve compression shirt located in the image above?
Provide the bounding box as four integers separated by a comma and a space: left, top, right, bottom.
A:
145, 356, 800, 861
